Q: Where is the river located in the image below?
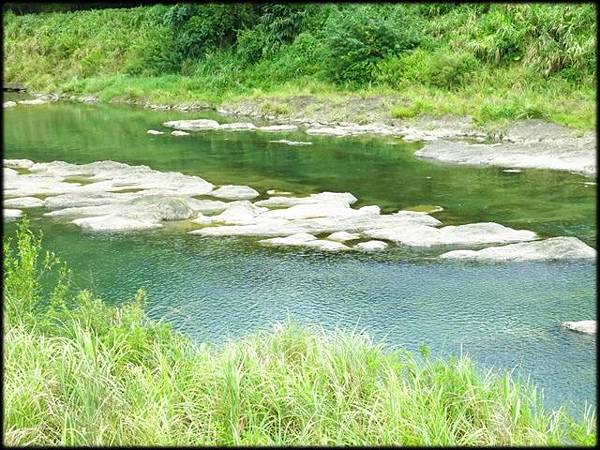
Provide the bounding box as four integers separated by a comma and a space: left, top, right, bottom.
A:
3, 99, 596, 416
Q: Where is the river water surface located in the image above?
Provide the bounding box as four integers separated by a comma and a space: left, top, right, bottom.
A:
3, 101, 596, 416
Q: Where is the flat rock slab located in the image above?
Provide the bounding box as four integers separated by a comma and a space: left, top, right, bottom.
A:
4, 209, 23, 220
327, 231, 361, 242
4, 196, 44, 208
163, 119, 220, 131
439, 237, 596, 261
259, 233, 350, 252
365, 222, 535, 247
255, 192, 357, 208
561, 320, 596, 334
4, 159, 34, 169
258, 125, 299, 132
415, 135, 596, 176
209, 185, 260, 200
220, 122, 257, 131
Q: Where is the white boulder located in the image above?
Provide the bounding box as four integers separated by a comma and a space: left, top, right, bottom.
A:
3, 101, 17, 108
147, 129, 164, 135
258, 233, 350, 252
255, 192, 357, 208
354, 240, 388, 252
171, 130, 190, 136
4, 196, 44, 208
209, 201, 268, 225
72, 214, 163, 231
4, 209, 23, 220
365, 222, 535, 247
561, 320, 596, 334
439, 237, 596, 261
210, 185, 260, 200
327, 231, 361, 242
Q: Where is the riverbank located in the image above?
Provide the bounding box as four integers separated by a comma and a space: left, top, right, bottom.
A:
3, 218, 596, 446
3, 4, 595, 133
8, 91, 596, 177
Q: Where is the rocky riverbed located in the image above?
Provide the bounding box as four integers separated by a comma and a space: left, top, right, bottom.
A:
4, 158, 596, 262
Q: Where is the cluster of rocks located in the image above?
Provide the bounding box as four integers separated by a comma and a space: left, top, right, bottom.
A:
147, 119, 311, 139
154, 116, 596, 176
156, 117, 485, 144
4, 159, 597, 262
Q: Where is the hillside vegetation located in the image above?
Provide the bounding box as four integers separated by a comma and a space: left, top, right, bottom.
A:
3, 218, 597, 445
3, 3, 596, 130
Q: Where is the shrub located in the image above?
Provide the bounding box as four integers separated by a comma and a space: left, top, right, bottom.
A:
322, 4, 423, 84
377, 48, 478, 90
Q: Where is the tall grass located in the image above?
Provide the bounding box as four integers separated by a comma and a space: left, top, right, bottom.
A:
3, 217, 597, 445
3, 4, 595, 130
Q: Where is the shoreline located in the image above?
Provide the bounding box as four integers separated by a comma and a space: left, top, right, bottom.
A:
8, 91, 597, 177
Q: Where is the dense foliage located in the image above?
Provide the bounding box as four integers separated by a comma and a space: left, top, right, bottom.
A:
3, 218, 597, 445
2, 3, 596, 129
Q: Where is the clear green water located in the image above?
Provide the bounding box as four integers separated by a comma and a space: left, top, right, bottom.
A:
3, 101, 596, 416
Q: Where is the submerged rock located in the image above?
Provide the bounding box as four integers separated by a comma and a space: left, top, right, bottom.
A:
163, 119, 220, 131
147, 129, 164, 135
171, 130, 190, 136
561, 320, 596, 335
259, 233, 350, 252
268, 139, 312, 146
354, 240, 388, 252
210, 185, 260, 200
220, 122, 257, 131
439, 237, 596, 261
403, 204, 444, 213
258, 125, 299, 132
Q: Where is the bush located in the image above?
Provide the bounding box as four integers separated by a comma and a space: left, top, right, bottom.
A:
377, 48, 478, 90
322, 4, 423, 84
